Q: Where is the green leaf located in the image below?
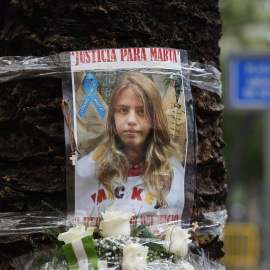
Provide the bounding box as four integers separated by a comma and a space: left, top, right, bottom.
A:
146, 242, 162, 252
130, 223, 150, 237
139, 228, 156, 239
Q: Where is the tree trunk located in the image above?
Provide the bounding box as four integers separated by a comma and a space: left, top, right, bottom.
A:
0, 0, 226, 268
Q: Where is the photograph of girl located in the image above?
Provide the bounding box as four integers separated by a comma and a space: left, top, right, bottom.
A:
75, 72, 186, 220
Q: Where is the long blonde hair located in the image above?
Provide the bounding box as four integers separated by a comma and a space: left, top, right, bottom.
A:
96, 73, 182, 207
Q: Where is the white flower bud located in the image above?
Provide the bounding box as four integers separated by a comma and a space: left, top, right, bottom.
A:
164, 226, 192, 257
57, 225, 95, 244
100, 210, 134, 237
122, 244, 148, 270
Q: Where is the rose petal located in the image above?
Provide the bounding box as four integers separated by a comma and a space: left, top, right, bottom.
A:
122, 244, 148, 270
99, 210, 134, 237
58, 225, 95, 244
164, 226, 192, 257
98, 260, 108, 270
100, 218, 131, 237
101, 210, 134, 221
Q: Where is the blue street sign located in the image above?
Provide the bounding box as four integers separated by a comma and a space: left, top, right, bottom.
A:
228, 54, 270, 110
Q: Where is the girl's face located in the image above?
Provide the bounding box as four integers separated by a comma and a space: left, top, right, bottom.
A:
114, 87, 151, 151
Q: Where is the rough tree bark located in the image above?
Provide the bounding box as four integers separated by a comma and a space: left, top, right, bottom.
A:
0, 0, 226, 269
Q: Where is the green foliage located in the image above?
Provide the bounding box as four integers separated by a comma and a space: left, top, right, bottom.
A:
30, 238, 66, 269
130, 223, 150, 237
220, 0, 269, 27
41, 200, 66, 219
28, 201, 68, 268
220, 0, 270, 49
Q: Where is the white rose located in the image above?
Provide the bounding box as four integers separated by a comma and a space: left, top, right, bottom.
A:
100, 210, 134, 237
98, 260, 108, 270
122, 244, 148, 270
164, 226, 192, 257
57, 225, 95, 244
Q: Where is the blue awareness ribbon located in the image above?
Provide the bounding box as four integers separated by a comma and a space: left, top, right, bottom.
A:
78, 73, 106, 119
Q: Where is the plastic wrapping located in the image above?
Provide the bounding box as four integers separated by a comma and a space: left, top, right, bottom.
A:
3, 212, 226, 270
13, 250, 226, 270
0, 48, 225, 270
13, 253, 226, 270
0, 54, 222, 98
11, 218, 226, 270
0, 212, 68, 236
13, 256, 226, 270
8, 211, 226, 270
0, 210, 227, 237
188, 61, 222, 97
0, 55, 63, 82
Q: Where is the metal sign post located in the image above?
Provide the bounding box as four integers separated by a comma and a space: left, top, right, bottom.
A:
262, 110, 270, 269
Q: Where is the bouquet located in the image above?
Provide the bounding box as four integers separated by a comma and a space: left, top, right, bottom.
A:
56, 210, 195, 270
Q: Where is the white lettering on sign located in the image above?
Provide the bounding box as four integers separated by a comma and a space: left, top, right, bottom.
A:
244, 63, 270, 74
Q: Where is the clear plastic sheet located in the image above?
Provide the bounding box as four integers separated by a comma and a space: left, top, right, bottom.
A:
0, 55, 62, 82
2, 211, 227, 269
187, 61, 222, 97
203, 210, 227, 232
0, 211, 227, 236
0, 212, 68, 236
13, 253, 226, 270
1, 212, 226, 269
12, 246, 226, 270
11, 221, 226, 270
0, 54, 222, 98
